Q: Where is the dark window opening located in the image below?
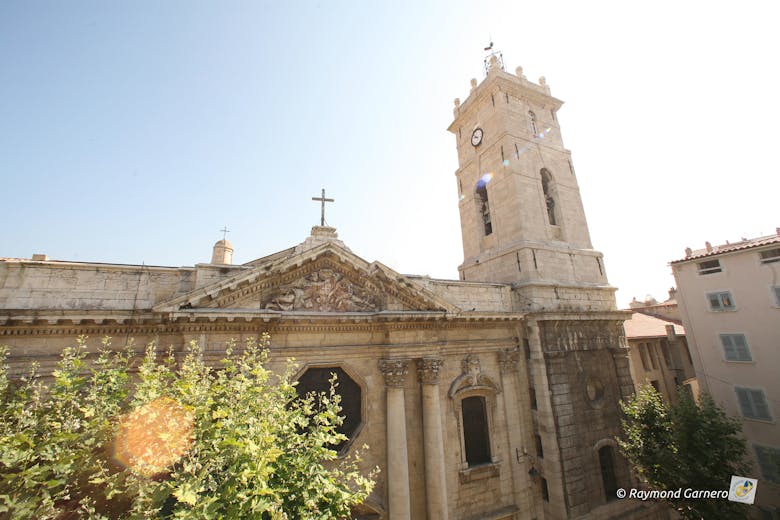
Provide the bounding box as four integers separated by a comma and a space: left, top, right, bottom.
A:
530, 387, 537, 410
529, 111, 538, 134
698, 259, 722, 274
476, 184, 492, 236
462, 396, 491, 467
599, 446, 618, 501
760, 248, 780, 264
541, 169, 557, 225
523, 338, 531, 359
296, 367, 361, 452
650, 380, 660, 393
535, 434, 544, 458
541, 477, 549, 501
661, 339, 673, 367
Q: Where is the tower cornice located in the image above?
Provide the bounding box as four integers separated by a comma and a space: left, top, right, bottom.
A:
448, 69, 563, 133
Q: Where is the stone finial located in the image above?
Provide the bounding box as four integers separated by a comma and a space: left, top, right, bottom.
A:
417, 358, 444, 384
685, 247, 693, 257
498, 348, 520, 373
538, 76, 547, 85
470, 78, 478, 90
515, 66, 525, 78
211, 239, 233, 265
705, 241, 713, 253
454, 98, 461, 108
379, 358, 410, 387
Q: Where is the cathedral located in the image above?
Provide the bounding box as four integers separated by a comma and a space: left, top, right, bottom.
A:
0, 54, 668, 519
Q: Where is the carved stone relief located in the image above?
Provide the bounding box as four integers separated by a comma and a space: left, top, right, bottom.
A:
264, 268, 379, 312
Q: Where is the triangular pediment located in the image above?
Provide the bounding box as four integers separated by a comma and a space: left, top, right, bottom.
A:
154, 242, 459, 314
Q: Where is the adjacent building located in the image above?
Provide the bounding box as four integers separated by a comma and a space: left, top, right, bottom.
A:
671, 232, 780, 514
623, 311, 694, 404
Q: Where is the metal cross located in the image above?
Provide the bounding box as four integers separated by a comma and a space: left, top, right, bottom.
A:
311, 188, 334, 226
220, 226, 230, 240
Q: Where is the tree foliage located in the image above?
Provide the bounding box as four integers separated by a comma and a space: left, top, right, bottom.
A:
0, 335, 375, 519
618, 385, 750, 519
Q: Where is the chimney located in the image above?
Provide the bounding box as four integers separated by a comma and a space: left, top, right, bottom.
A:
705, 241, 712, 253
32, 253, 48, 261
685, 247, 692, 257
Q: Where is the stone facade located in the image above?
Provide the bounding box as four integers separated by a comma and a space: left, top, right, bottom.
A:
0, 55, 670, 519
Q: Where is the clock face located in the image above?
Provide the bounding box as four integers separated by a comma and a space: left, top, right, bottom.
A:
471, 128, 484, 146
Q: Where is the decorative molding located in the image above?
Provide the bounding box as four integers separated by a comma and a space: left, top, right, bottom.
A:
497, 348, 520, 373
417, 357, 444, 384
448, 354, 501, 398
379, 358, 410, 388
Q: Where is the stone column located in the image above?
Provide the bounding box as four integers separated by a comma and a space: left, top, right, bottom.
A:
379, 359, 411, 520
498, 348, 534, 516
417, 358, 448, 520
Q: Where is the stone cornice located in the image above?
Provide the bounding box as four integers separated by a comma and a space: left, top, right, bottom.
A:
448, 70, 563, 133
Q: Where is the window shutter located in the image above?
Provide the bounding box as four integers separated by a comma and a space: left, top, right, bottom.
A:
736, 388, 754, 417
721, 335, 736, 360
751, 390, 771, 420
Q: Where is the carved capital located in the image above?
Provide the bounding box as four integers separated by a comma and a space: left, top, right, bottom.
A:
498, 348, 521, 373
417, 357, 444, 385
379, 358, 410, 388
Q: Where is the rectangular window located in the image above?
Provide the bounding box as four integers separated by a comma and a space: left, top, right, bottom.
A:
754, 445, 780, 483
529, 387, 537, 410
720, 334, 752, 362
650, 380, 660, 393
735, 387, 772, 421
773, 286, 780, 306
759, 247, 780, 264
523, 338, 531, 359
649, 344, 659, 370
639, 343, 651, 371
660, 339, 672, 367
461, 396, 492, 466
698, 259, 722, 274
708, 291, 735, 311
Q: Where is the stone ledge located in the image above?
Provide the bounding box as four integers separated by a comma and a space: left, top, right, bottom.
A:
459, 462, 501, 484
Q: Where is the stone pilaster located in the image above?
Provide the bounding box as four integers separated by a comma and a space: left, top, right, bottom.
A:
379, 358, 411, 520
498, 348, 535, 516
417, 358, 448, 520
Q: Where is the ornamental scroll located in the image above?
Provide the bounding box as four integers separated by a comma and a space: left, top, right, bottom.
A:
264, 269, 378, 312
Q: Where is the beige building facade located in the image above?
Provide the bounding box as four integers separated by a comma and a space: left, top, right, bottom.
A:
1, 54, 668, 519
623, 311, 695, 404
671, 232, 780, 514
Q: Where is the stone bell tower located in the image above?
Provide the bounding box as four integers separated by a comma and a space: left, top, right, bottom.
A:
448, 53, 615, 312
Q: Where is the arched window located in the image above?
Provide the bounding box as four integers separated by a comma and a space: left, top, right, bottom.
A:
476, 183, 492, 235
540, 169, 557, 225
529, 111, 538, 135
599, 446, 618, 501
462, 396, 491, 466
449, 355, 501, 475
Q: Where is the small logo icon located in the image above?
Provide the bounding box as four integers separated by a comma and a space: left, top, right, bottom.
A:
728, 475, 758, 504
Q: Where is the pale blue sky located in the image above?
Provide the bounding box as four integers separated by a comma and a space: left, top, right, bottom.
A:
2, 1, 779, 307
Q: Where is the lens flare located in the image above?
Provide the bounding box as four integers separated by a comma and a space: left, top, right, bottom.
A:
114, 396, 194, 477
459, 194, 466, 201
476, 172, 494, 188
502, 159, 510, 167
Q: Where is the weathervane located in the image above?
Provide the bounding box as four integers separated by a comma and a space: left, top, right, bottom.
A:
483, 38, 504, 76
311, 188, 334, 227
